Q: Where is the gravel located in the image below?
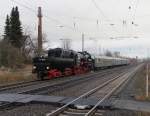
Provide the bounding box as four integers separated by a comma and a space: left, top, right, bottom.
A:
103, 109, 148, 116
0, 65, 140, 116
0, 71, 99, 94
0, 103, 57, 116
47, 66, 131, 97
106, 64, 150, 116
111, 64, 145, 100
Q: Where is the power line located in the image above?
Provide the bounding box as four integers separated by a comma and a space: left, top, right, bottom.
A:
132, 0, 140, 22
10, 0, 116, 41
128, 0, 140, 23
10, 0, 83, 34
91, 0, 110, 21
91, 0, 123, 38
11, 0, 37, 13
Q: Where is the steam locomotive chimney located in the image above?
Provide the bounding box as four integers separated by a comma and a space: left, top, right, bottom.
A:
37, 7, 43, 56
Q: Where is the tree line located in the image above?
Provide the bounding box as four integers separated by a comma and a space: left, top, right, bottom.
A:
0, 6, 36, 69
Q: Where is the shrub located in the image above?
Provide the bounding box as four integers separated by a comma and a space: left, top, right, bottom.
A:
0, 40, 25, 69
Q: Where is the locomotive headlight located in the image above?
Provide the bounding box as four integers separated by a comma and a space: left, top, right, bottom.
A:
33, 66, 36, 69
46, 66, 50, 70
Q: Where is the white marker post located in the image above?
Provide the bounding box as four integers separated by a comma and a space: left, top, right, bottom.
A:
146, 64, 149, 97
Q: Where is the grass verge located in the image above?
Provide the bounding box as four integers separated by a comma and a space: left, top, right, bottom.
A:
134, 64, 150, 101
0, 65, 36, 85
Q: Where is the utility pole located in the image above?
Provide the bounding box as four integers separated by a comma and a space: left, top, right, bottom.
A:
37, 7, 43, 56
146, 63, 149, 97
82, 33, 84, 52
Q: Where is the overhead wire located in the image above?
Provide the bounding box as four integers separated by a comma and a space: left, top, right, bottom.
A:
131, 0, 140, 38
10, 0, 128, 40
113, 0, 139, 39
127, 0, 140, 24
91, 0, 110, 21
132, 0, 140, 22
90, 0, 109, 38
127, 0, 140, 38
10, 0, 84, 35
91, 0, 123, 39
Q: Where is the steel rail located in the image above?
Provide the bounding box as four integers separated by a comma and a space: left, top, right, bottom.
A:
0, 69, 108, 93
0, 66, 129, 94
46, 70, 129, 116
47, 64, 142, 116
17, 67, 127, 94
85, 70, 135, 116
0, 80, 45, 92
0, 80, 37, 90
85, 64, 143, 116
0, 67, 126, 109
0, 66, 131, 110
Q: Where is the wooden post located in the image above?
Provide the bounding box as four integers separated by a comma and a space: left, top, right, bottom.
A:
146, 63, 149, 97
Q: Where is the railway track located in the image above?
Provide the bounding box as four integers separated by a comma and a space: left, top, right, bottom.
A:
0, 66, 135, 109
0, 66, 131, 110
0, 80, 36, 89
46, 64, 142, 116
59, 108, 105, 116
18, 66, 130, 95
0, 80, 46, 92
46, 68, 130, 97
0, 66, 129, 94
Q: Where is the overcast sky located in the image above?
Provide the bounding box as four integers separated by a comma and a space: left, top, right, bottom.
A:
0, 0, 150, 58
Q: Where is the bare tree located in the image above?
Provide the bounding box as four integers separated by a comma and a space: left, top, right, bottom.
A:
105, 50, 113, 57
22, 26, 48, 59
0, 40, 24, 69
21, 35, 37, 61
113, 51, 120, 57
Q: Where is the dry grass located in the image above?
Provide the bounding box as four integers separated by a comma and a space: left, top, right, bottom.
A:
134, 64, 150, 101
135, 95, 150, 101
0, 65, 36, 85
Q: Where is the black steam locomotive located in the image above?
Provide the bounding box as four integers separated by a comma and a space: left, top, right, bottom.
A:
32, 48, 93, 80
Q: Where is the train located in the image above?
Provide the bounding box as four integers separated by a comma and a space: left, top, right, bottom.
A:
93, 56, 129, 70
32, 48, 129, 80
